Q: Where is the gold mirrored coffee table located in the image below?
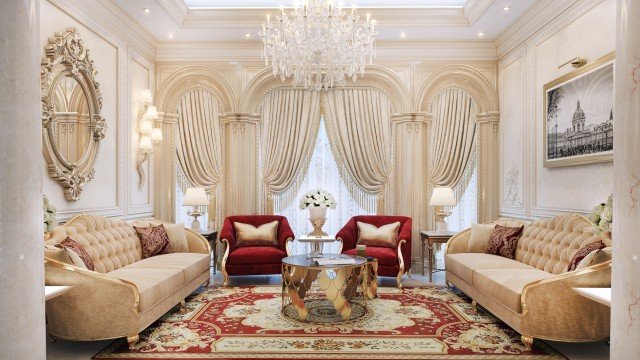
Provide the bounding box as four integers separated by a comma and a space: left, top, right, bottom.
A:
281, 254, 378, 324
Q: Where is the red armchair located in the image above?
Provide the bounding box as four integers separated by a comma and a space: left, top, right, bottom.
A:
336, 215, 412, 288
220, 215, 294, 286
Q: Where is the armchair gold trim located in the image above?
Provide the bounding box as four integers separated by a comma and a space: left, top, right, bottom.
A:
220, 238, 231, 286
396, 239, 407, 288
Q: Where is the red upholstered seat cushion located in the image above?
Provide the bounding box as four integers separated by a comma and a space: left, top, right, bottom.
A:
228, 246, 287, 265
344, 246, 398, 266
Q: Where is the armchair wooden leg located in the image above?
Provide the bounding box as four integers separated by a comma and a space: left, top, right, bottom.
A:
396, 270, 404, 289
471, 300, 477, 310
178, 300, 187, 314
222, 268, 229, 287
127, 333, 139, 349
520, 335, 534, 351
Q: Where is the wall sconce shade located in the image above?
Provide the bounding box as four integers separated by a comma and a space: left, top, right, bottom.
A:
151, 127, 163, 142
429, 186, 456, 206
144, 105, 159, 119
139, 89, 153, 103
139, 119, 153, 134
182, 187, 209, 206
139, 135, 153, 150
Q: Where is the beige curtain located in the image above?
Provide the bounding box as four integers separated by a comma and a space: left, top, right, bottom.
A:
430, 87, 477, 199
323, 88, 392, 214
262, 89, 322, 213
176, 89, 223, 225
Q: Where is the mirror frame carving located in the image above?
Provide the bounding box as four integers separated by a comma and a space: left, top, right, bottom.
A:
41, 28, 106, 201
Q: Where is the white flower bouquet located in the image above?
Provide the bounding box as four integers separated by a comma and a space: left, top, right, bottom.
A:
299, 189, 337, 210
590, 193, 613, 234
44, 195, 57, 234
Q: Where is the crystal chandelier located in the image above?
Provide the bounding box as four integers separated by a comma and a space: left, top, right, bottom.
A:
260, 1, 378, 91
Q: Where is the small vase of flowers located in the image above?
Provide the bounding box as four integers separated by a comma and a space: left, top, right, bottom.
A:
590, 193, 613, 236
43, 195, 57, 240
299, 189, 337, 237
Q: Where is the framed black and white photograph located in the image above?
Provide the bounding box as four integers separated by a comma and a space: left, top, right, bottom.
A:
543, 53, 614, 168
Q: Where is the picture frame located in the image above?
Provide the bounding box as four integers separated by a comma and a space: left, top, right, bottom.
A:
543, 52, 615, 168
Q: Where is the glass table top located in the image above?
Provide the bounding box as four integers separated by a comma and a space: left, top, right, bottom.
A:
282, 253, 367, 268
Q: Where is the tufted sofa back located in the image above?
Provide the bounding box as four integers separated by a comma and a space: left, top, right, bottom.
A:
46, 214, 142, 273
514, 214, 611, 275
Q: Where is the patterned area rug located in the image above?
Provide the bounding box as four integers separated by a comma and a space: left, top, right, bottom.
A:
94, 286, 565, 359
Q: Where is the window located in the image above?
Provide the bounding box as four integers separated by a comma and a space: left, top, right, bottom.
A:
276, 118, 375, 254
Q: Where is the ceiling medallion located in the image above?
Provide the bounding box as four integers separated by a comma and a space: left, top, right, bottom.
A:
260, 1, 378, 91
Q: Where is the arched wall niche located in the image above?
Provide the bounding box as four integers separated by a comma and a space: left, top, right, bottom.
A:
240, 64, 410, 114
417, 64, 499, 115
155, 65, 236, 114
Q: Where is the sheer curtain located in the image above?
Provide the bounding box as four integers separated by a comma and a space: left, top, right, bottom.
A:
276, 118, 375, 255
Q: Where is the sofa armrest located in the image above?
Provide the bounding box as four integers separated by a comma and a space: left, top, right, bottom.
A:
45, 259, 142, 339
336, 218, 357, 252
185, 228, 210, 254
398, 218, 412, 270
278, 217, 295, 252
220, 218, 237, 252
520, 261, 611, 341
446, 229, 471, 254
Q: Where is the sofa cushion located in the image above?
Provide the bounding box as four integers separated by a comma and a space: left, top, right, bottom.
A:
124, 253, 210, 283
228, 246, 287, 265
234, 221, 279, 247
486, 225, 524, 259
567, 240, 606, 272
56, 237, 96, 271
445, 253, 535, 284
473, 268, 553, 313
134, 225, 171, 259
344, 246, 399, 266
356, 221, 401, 248
107, 267, 184, 312
468, 223, 495, 253
576, 246, 612, 270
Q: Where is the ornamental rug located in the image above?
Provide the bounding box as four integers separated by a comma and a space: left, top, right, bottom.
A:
94, 286, 565, 360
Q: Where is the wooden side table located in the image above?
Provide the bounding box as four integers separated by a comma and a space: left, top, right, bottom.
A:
200, 230, 218, 274
419, 230, 456, 282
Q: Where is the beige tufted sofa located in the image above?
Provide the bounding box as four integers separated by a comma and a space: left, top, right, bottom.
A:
44, 214, 210, 347
445, 214, 611, 349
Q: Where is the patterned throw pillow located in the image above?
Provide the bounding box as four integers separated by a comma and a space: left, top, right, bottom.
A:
485, 225, 524, 259
567, 240, 606, 272
356, 221, 401, 248
234, 221, 279, 247
134, 224, 171, 258
55, 237, 96, 271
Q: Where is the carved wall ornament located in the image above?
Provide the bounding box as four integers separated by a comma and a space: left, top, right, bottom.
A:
41, 28, 105, 201
503, 163, 522, 206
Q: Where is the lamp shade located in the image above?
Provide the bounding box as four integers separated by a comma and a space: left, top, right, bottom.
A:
151, 127, 163, 141
183, 187, 209, 206
429, 187, 456, 206
138, 135, 153, 150
139, 89, 153, 103
139, 119, 153, 134
144, 105, 159, 119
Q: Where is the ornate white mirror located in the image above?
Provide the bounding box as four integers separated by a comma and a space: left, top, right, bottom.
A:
41, 28, 105, 201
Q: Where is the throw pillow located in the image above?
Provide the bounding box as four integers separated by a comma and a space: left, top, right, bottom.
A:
134, 224, 171, 258
162, 223, 189, 253
568, 240, 606, 272
485, 225, 524, 259
55, 237, 95, 271
356, 221, 401, 248
234, 220, 279, 247
468, 223, 496, 253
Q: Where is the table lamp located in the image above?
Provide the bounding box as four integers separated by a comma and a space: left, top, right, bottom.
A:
429, 186, 456, 232
183, 187, 209, 231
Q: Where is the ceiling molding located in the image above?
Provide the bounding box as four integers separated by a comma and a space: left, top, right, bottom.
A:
495, 0, 603, 59
155, 0, 189, 26
155, 40, 497, 62
463, 0, 494, 25
182, 7, 469, 29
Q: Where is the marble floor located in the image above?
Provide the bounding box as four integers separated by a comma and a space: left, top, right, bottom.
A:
46, 267, 610, 360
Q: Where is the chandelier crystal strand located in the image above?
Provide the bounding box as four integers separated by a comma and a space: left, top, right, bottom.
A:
260, 1, 378, 91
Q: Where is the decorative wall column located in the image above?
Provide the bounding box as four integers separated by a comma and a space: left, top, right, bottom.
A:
392, 112, 430, 266
0, 1, 46, 358
154, 112, 179, 222
220, 113, 261, 216
611, 1, 640, 356
476, 111, 500, 223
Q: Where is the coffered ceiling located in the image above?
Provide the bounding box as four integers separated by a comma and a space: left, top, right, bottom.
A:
115, 0, 535, 42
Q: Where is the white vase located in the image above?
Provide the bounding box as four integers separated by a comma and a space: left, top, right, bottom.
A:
308, 206, 327, 220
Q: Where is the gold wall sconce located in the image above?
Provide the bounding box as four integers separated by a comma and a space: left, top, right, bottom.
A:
137, 89, 163, 188
558, 57, 587, 69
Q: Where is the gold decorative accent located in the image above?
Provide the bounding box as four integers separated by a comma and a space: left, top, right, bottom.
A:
285, 238, 294, 256
396, 239, 407, 288
558, 56, 587, 69
471, 300, 478, 310
220, 239, 230, 286
126, 333, 139, 349
520, 335, 534, 351
179, 300, 187, 314
308, 218, 328, 237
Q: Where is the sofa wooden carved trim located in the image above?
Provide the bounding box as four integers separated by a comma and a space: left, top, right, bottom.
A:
44, 214, 211, 348
445, 214, 611, 349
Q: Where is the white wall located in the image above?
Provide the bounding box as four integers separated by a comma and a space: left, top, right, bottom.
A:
498, 0, 615, 219
40, 0, 156, 222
